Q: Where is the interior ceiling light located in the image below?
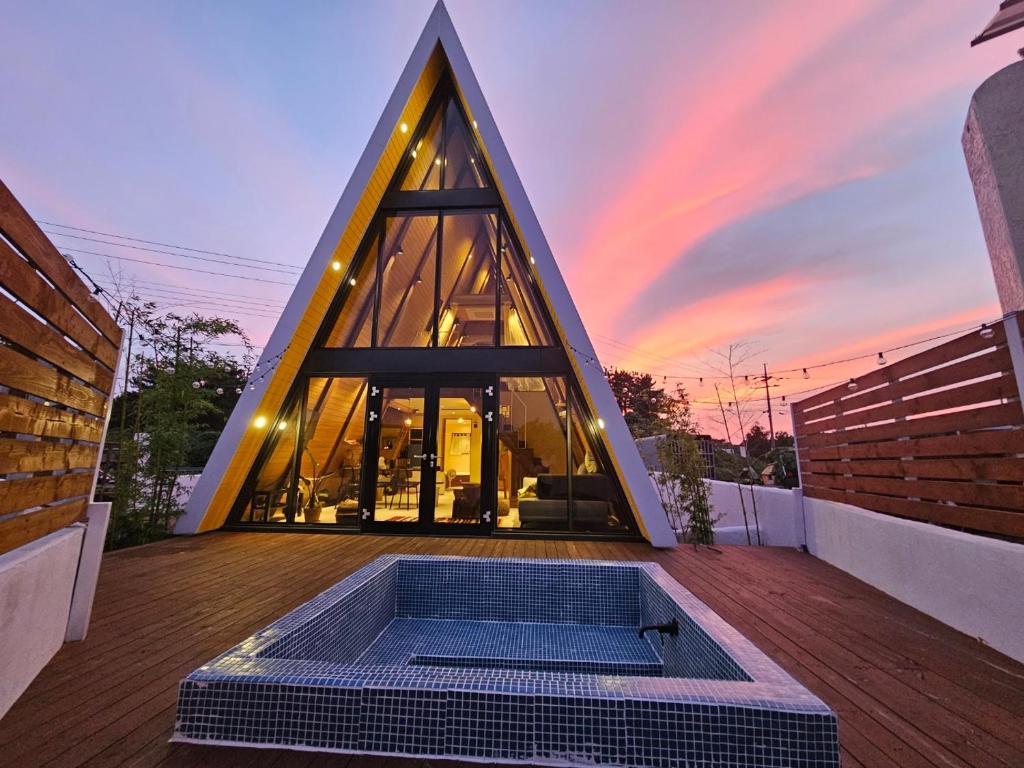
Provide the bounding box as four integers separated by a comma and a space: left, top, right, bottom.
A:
349, 278, 357, 286
597, 417, 606, 430
399, 122, 408, 133
404, 417, 413, 426
331, 260, 342, 272
278, 421, 287, 431
254, 415, 267, 428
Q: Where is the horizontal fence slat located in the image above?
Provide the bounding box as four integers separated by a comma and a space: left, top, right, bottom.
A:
804, 456, 1024, 482
802, 472, 1024, 511
804, 486, 1024, 539
0, 498, 87, 557
795, 325, 1006, 414
797, 402, 1024, 450
798, 370, 1016, 437
0, 179, 122, 346
0, 473, 93, 516
803, 427, 1024, 461
0, 344, 107, 417
797, 348, 1013, 427
0, 438, 99, 474
0, 392, 105, 442
0, 238, 119, 370
0, 292, 114, 394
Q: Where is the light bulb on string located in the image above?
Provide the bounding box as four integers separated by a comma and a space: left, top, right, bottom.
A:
847, 379, 858, 392
877, 352, 887, 366
980, 324, 995, 340
802, 368, 810, 380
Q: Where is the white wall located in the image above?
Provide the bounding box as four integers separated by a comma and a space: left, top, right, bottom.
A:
804, 495, 1024, 664
707, 481, 803, 547
0, 526, 84, 718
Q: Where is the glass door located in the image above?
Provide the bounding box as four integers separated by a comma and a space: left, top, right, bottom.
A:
362, 379, 496, 533
363, 384, 433, 528
431, 385, 488, 528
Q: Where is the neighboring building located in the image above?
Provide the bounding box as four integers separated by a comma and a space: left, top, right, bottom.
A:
177, 4, 675, 546
635, 434, 716, 479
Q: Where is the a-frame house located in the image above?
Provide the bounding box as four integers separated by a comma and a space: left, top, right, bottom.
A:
178, 2, 675, 547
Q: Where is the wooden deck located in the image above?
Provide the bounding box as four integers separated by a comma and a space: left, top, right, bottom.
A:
1, 532, 1021, 767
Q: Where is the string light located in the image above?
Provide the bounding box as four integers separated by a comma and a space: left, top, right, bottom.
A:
877, 352, 887, 366
802, 368, 809, 379
980, 324, 995, 339
847, 379, 859, 392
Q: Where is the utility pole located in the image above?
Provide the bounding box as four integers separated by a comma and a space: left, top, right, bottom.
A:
714, 383, 734, 445
761, 363, 776, 451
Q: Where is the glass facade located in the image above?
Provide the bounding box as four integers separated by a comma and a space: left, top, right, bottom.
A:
230, 76, 636, 538
443, 99, 486, 189
439, 213, 497, 347
238, 399, 300, 524
500, 220, 553, 346
298, 377, 367, 526
378, 215, 439, 347
400, 108, 442, 191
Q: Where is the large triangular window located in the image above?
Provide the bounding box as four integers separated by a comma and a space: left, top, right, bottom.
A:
398, 91, 489, 191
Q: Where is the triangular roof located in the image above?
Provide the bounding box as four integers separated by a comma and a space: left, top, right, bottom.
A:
177, 1, 676, 547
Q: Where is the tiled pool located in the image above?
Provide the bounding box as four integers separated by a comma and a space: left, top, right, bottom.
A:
174, 556, 839, 766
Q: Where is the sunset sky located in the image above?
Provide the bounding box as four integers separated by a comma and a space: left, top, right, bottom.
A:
1, 0, 1019, 434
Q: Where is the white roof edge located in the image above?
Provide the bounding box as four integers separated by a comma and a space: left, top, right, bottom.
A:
180, 1, 675, 547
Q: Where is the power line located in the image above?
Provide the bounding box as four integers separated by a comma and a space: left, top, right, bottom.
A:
107, 276, 288, 305
97, 280, 286, 312
62, 246, 297, 286
575, 318, 998, 383
120, 294, 281, 320
38, 219, 300, 270
46, 231, 300, 275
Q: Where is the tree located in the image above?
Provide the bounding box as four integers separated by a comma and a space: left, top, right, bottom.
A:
745, 423, 772, 459
606, 368, 693, 437
705, 342, 764, 545
649, 430, 718, 544
105, 299, 253, 550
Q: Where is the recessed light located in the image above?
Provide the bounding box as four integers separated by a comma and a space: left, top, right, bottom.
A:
349, 277, 357, 286
254, 416, 267, 428
331, 260, 342, 272
399, 122, 408, 133
278, 421, 287, 430
597, 418, 606, 430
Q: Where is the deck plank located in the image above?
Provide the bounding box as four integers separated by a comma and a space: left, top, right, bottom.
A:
0, 532, 1021, 767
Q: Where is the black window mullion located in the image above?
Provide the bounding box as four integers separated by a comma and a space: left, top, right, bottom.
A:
495, 220, 502, 347
433, 213, 443, 347
440, 95, 447, 189
566, 392, 574, 532
372, 218, 384, 347
288, 386, 307, 524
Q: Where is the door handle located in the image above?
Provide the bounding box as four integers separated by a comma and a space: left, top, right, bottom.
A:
413, 453, 436, 467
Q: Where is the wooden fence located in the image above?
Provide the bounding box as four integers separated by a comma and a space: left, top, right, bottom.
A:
792, 314, 1024, 540
0, 178, 122, 555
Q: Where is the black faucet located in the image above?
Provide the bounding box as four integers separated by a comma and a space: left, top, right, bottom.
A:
638, 617, 679, 639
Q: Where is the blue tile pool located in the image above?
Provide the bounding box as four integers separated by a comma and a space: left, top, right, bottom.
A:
174, 556, 839, 766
